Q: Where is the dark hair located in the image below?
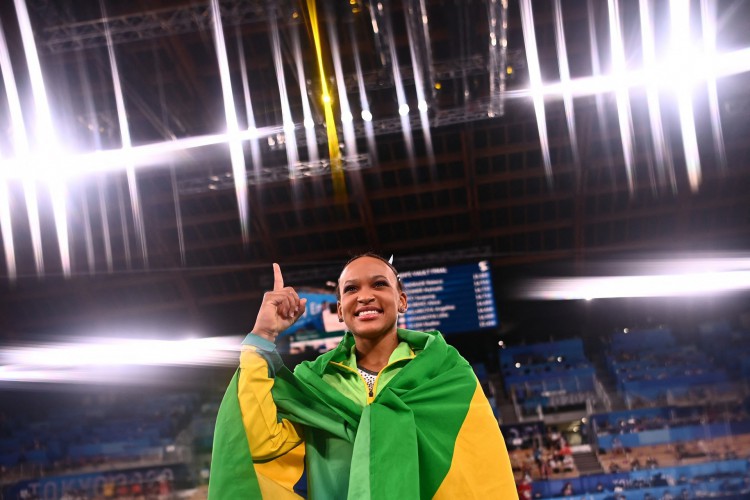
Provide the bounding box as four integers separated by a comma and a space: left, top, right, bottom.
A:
335, 252, 403, 301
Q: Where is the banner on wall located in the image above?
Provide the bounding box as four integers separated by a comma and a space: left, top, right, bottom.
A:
3, 463, 191, 500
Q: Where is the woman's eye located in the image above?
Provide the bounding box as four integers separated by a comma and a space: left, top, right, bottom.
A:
374, 281, 388, 288
343, 285, 356, 293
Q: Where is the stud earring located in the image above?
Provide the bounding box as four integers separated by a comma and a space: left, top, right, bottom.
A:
338, 317, 344, 322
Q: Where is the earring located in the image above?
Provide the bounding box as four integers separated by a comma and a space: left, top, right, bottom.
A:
338, 317, 344, 322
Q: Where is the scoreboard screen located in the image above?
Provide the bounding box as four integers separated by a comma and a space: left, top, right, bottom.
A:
399, 260, 499, 334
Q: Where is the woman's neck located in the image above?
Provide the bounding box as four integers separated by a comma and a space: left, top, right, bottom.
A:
354, 330, 399, 372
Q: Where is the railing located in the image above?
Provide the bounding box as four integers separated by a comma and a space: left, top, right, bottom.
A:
594, 378, 612, 413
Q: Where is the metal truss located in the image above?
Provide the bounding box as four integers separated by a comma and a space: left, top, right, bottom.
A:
177, 153, 372, 195
175, 91, 501, 195
39, 0, 287, 53
342, 55, 488, 93
175, 96, 503, 195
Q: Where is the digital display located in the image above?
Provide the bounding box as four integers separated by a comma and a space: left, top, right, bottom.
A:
398, 261, 499, 334
285, 292, 344, 354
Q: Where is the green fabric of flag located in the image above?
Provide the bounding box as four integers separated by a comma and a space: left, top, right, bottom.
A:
209, 329, 501, 499
208, 373, 262, 498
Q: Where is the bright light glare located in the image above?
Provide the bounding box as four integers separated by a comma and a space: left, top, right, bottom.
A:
211, 0, 249, 243
552, 0, 580, 168
399, 103, 410, 116
268, 14, 299, 173
0, 335, 243, 384
520, 256, 750, 300
104, 10, 147, 269
607, 0, 636, 192
326, 8, 358, 157
291, 25, 319, 162
0, 44, 747, 194
639, 0, 676, 192
669, 0, 701, 192
520, 0, 552, 186
700, 0, 726, 173
361, 109, 373, 122
14, 0, 63, 275
522, 271, 750, 300
1, 127, 282, 181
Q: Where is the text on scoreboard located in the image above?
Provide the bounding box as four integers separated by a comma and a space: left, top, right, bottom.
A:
398, 260, 498, 334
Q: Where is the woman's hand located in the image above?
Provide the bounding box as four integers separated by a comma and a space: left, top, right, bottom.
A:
251, 263, 307, 342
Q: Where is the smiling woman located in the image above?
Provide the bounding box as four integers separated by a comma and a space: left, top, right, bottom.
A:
208, 253, 517, 499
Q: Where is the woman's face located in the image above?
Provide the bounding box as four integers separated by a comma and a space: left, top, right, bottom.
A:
337, 256, 407, 340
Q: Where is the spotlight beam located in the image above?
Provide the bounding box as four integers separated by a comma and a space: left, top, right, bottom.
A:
291, 24, 319, 162
102, 0, 148, 268
607, 0, 636, 193
348, 20, 377, 162
404, 0, 435, 167
0, 149, 15, 281
268, 13, 300, 173
0, 42, 746, 187
210, 0, 250, 245
10, 0, 50, 275
670, 0, 701, 192
520, 0, 553, 188
16, 0, 72, 276
553, 0, 581, 170
701, 0, 727, 173
0, 22, 27, 280
381, 0, 416, 163
325, 4, 358, 157
235, 27, 263, 175
639, 0, 677, 193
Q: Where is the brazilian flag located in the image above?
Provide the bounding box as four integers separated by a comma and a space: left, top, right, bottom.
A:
209, 329, 517, 499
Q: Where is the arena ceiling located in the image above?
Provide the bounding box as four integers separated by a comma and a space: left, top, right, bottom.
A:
0, 0, 749, 339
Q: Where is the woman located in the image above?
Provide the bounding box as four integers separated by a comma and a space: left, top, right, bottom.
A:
209, 254, 517, 499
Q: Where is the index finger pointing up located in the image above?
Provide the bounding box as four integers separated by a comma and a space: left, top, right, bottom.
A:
272, 263, 284, 291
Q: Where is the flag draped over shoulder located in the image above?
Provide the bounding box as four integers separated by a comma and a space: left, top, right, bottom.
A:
208, 329, 517, 499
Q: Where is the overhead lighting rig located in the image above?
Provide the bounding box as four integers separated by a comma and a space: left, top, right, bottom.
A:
177, 153, 371, 195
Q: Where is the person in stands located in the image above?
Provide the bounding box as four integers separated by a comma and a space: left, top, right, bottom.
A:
209, 253, 517, 498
